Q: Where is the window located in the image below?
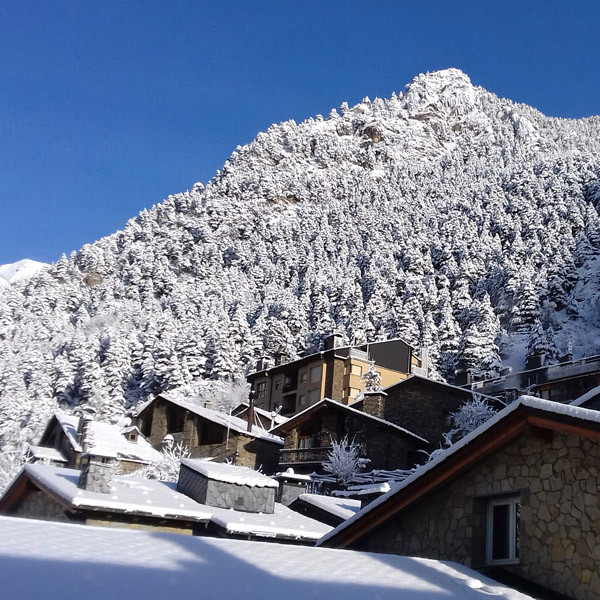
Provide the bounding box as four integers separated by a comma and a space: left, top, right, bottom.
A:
257, 381, 267, 398
487, 496, 520, 564
298, 436, 314, 449
299, 371, 308, 383
298, 394, 306, 407
349, 387, 360, 398
350, 364, 363, 376
274, 379, 282, 391
310, 365, 322, 383
308, 389, 321, 404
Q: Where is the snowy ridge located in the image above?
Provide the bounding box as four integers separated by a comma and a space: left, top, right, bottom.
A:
0, 259, 48, 284
2, 68, 600, 447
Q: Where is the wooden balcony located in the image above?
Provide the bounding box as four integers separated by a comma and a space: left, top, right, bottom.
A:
279, 446, 333, 465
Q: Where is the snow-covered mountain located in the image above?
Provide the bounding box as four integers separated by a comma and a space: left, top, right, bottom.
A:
0, 259, 48, 285
1, 68, 600, 446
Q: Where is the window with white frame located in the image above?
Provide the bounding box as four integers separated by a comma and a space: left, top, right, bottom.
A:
486, 496, 520, 564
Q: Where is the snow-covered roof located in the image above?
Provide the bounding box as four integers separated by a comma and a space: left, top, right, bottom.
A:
208, 501, 331, 541
0, 515, 536, 600
271, 398, 429, 444
26, 445, 68, 463
331, 482, 391, 497
146, 394, 284, 445
21, 464, 213, 523
6, 464, 328, 542
181, 458, 279, 489
319, 396, 600, 547
53, 413, 161, 463
296, 493, 362, 521
570, 384, 600, 407
274, 469, 312, 482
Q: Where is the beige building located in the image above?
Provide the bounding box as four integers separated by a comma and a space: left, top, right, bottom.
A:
247, 335, 425, 416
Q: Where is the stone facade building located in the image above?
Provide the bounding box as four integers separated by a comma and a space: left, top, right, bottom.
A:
36, 413, 160, 473
354, 375, 502, 448
136, 393, 282, 473
320, 397, 600, 600
270, 398, 429, 474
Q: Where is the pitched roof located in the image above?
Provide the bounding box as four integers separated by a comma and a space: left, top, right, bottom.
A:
140, 393, 284, 445
270, 397, 429, 445
247, 336, 414, 377
319, 396, 600, 548
570, 384, 600, 407
46, 413, 161, 463
293, 493, 362, 521
383, 374, 501, 403
0, 515, 536, 600
0, 464, 328, 542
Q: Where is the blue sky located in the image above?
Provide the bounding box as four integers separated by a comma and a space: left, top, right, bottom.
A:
1, 1, 599, 264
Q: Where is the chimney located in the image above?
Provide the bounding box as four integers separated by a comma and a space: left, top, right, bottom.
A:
78, 452, 117, 494
325, 332, 344, 350
273, 468, 312, 506
454, 370, 472, 387
362, 390, 388, 420
247, 390, 256, 433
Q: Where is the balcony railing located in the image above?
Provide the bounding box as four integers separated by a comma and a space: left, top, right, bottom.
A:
279, 446, 333, 465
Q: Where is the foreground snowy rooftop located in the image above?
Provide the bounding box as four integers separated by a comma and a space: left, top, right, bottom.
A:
0, 516, 535, 600
23, 464, 213, 523
15, 464, 327, 540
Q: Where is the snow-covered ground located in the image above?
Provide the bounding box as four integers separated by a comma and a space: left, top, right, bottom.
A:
0, 258, 47, 284
0, 515, 535, 599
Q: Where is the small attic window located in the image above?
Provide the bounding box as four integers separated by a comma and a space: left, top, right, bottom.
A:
124, 431, 138, 443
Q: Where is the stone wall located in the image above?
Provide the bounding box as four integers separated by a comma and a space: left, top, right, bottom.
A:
178, 464, 275, 513
384, 379, 475, 447
360, 425, 600, 600
13, 490, 76, 523
147, 400, 168, 446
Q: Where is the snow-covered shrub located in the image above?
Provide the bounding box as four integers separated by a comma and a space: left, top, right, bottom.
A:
442, 395, 497, 446
0, 447, 29, 495
322, 436, 363, 484
136, 441, 190, 483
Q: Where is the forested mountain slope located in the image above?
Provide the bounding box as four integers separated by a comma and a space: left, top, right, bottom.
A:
2, 68, 600, 445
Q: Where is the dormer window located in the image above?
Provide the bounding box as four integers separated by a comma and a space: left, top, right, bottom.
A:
128, 432, 138, 442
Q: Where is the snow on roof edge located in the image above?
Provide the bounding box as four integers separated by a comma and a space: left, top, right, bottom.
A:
318, 396, 600, 546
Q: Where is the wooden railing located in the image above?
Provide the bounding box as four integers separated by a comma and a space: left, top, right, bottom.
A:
279, 446, 333, 464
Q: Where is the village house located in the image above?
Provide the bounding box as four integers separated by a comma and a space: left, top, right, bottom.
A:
353, 375, 503, 448
319, 396, 600, 600
35, 412, 160, 473
0, 457, 331, 544
467, 352, 600, 404
136, 393, 282, 473
247, 334, 427, 416
269, 397, 429, 474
